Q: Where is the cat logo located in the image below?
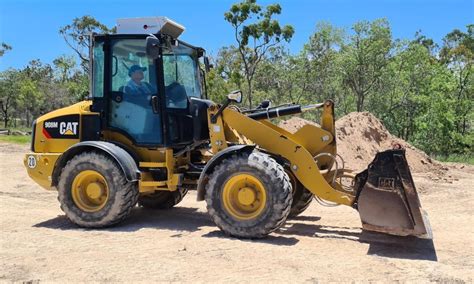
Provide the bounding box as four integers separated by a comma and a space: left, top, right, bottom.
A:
42, 115, 80, 139
60, 122, 79, 135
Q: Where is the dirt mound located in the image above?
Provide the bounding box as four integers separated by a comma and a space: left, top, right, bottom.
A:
279, 117, 320, 133
279, 113, 448, 176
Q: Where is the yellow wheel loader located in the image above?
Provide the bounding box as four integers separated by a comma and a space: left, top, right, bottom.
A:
24, 17, 431, 238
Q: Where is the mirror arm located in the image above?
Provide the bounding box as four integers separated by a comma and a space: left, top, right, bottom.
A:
210, 100, 231, 124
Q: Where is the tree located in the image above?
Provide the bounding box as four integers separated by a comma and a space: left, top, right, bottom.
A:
13, 60, 53, 126
341, 19, 392, 111
224, 0, 294, 108
374, 39, 438, 141
53, 55, 77, 83
440, 25, 473, 137
0, 42, 12, 57
301, 22, 347, 114
59, 16, 115, 73
254, 46, 314, 108
17, 73, 42, 126
215, 46, 244, 91
0, 69, 20, 127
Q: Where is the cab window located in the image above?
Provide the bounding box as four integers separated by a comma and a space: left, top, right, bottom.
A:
107, 38, 162, 145
163, 44, 201, 109
92, 41, 104, 98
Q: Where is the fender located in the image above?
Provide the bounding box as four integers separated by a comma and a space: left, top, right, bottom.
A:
196, 144, 255, 201
51, 141, 140, 187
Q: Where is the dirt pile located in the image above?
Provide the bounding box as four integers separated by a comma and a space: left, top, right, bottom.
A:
279, 113, 448, 176
279, 117, 320, 133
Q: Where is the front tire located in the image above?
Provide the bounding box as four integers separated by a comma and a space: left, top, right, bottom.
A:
57, 152, 139, 228
287, 170, 314, 218
205, 151, 292, 238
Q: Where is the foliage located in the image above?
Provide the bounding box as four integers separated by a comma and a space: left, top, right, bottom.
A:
224, 0, 294, 107
0, 6, 471, 159
212, 12, 473, 157
0, 69, 21, 127
433, 154, 474, 165
341, 19, 392, 112
59, 15, 116, 72
0, 42, 12, 57
0, 58, 87, 128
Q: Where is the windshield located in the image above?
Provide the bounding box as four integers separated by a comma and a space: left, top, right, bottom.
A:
163, 44, 202, 108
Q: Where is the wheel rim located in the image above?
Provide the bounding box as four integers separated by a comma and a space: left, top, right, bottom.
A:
71, 170, 109, 212
222, 174, 267, 220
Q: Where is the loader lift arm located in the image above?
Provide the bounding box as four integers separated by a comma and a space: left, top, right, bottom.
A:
200, 97, 430, 238
203, 99, 354, 206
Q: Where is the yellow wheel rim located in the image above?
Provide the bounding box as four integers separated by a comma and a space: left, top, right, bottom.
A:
71, 170, 109, 212
222, 174, 267, 220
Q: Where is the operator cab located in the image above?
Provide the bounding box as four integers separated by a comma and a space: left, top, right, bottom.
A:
90, 17, 211, 149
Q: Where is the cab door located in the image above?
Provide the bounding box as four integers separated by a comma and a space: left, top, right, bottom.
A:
106, 38, 163, 146
162, 44, 203, 146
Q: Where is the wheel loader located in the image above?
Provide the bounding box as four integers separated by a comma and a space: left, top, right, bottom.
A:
24, 17, 431, 239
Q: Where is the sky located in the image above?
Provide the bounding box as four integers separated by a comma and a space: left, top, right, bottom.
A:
0, 0, 473, 70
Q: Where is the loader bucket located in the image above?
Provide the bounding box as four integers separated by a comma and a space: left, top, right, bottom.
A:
354, 149, 432, 238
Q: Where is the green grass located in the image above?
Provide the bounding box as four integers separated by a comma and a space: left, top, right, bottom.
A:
0, 135, 31, 145
8, 127, 32, 132
434, 154, 474, 165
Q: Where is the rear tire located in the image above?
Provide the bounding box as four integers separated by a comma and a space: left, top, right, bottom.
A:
205, 151, 292, 238
138, 188, 188, 209
57, 151, 139, 228
287, 170, 314, 218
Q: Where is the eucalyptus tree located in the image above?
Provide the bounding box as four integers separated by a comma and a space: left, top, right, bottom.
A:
224, 0, 294, 107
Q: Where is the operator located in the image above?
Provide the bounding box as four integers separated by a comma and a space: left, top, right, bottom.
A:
121, 64, 161, 143
124, 65, 156, 98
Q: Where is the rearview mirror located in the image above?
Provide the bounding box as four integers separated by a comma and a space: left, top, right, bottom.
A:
146, 35, 161, 59
227, 90, 242, 104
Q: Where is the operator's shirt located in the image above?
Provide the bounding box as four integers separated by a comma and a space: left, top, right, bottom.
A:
125, 80, 156, 98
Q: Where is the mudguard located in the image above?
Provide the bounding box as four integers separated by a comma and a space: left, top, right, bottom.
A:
51, 141, 140, 187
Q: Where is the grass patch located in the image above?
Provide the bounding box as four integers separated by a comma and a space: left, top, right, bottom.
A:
0, 135, 31, 145
9, 127, 32, 132
434, 154, 474, 165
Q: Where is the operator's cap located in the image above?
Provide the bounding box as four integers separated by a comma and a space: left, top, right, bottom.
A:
128, 65, 147, 76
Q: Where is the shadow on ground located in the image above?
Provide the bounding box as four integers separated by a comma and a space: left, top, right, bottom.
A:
33, 207, 436, 259
202, 230, 299, 246
278, 221, 437, 261
34, 206, 300, 245
33, 206, 213, 233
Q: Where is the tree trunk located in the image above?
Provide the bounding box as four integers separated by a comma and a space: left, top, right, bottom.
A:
247, 79, 253, 109
356, 92, 364, 112
26, 109, 30, 127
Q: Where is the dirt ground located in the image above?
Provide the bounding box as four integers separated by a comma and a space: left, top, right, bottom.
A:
1, 142, 473, 283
